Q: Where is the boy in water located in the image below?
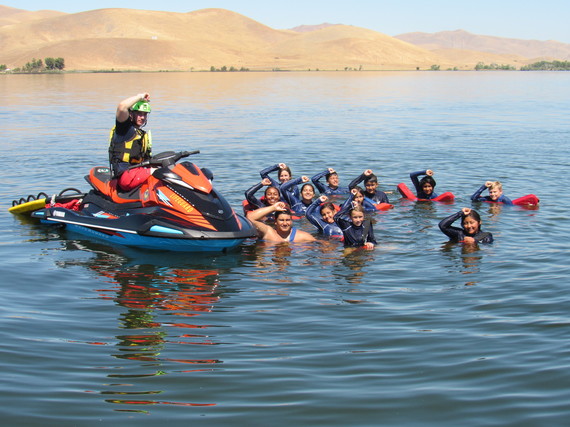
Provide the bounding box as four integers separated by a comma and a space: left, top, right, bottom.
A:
349, 169, 389, 203
471, 181, 513, 205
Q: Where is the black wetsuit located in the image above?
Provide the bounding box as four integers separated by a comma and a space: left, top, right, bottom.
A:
438, 211, 494, 243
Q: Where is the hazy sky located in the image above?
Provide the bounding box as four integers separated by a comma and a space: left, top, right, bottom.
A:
4, 0, 570, 43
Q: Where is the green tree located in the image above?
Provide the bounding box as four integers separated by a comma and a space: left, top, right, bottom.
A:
54, 57, 65, 70
45, 57, 55, 70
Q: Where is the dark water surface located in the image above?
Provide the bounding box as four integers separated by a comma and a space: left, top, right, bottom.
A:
1, 72, 569, 426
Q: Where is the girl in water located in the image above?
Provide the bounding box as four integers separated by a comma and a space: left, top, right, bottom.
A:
305, 195, 346, 239
350, 186, 379, 212
260, 163, 299, 198
471, 181, 513, 205
280, 176, 316, 216
334, 189, 376, 249
410, 169, 438, 200
311, 168, 349, 195
438, 207, 494, 244
244, 178, 283, 212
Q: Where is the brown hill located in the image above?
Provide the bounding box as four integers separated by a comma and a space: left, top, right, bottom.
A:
290, 23, 338, 33
0, 5, 65, 27
395, 29, 570, 61
0, 7, 444, 71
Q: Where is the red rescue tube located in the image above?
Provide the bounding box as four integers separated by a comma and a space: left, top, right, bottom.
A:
512, 194, 540, 206
397, 183, 454, 202
374, 202, 394, 211
397, 183, 417, 200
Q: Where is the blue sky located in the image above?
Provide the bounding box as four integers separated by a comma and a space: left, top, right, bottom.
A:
3, 1, 570, 43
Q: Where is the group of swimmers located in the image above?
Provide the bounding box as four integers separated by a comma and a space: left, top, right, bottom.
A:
107, 93, 501, 249
243, 164, 511, 248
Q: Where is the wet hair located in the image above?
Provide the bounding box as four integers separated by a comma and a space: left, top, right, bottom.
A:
278, 166, 292, 180
325, 171, 338, 181
463, 209, 482, 224
364, 174, 378, 184
349, 205, 365, 216
274, 209, 293, 220
301, 183, 315, 193
264, 186, 280, 197
353, 186, 364, 196
490, 181, 503, 191
419, 175, 436, 188
319, 202, 336, 215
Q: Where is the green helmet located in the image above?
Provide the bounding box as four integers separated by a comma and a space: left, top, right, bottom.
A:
131, 100, 151, 113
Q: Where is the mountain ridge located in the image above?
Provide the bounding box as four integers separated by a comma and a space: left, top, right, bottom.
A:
1, 6, 567, 71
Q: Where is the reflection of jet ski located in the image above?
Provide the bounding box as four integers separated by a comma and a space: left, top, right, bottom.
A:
12, 151, 256, 252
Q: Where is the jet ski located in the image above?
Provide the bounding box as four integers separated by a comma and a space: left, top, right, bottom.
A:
11, 150, 256, 252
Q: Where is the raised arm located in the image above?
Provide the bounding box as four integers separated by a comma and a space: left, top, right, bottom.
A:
246, 203, 284, 238
471, 182, 488, 202
116, 92, 150, 123
311, 168, 331, 194
438, 210, 464, 242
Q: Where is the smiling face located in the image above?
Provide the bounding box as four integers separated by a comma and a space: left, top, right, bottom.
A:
350, 209, 365, 227
320, 206, 335, 224
422, 182, 434, 196
462, 216, 481, 235
301, 184, 315, 203
365, 180, 378, 193
488, 186, 503, 201
353, 191, 364, 206
278, 169, 291, 183
327, 173, 339, 189
274, 212, 292, 234
265, 187, 280, 205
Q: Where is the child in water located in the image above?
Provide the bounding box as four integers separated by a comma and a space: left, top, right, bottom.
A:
438, 207, 494, 244
350, 186, 379, 212
260, 163, 299, 199
349, 169, 390, 203
244, 179, 284, 220
311, 168, 350, 195
306, 195, 345, 239
410, 169, 438, 200
280, 176, 315, 216
471, 181, 513, 205
334, 189, 377, 249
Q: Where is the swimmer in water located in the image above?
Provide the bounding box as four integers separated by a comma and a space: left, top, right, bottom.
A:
438, 207, 494, 244
311, 167, 350, 195
244, 178, 283, 210
334, 189, 377, 249
410, 169, 438, 200
246, 202, 316, 243
259, 163, 299, 199
349, 169, 390, 204
305, 195, 345, 239
471, 181, 513, 205
280, 175, 316, 216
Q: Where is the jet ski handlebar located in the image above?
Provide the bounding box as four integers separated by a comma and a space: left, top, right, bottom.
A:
136, 150, 201, 168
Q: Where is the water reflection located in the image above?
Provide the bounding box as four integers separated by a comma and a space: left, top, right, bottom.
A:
441, 241, 484, 286
57, 240, 226, 409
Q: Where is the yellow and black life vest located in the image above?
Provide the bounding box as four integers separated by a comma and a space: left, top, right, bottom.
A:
109, 125, 152, 175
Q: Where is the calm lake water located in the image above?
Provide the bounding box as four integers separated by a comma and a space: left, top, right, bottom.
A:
1, 71, 570, 426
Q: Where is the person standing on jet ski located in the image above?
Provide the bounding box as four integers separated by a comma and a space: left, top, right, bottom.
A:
109, 92, 153, 191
